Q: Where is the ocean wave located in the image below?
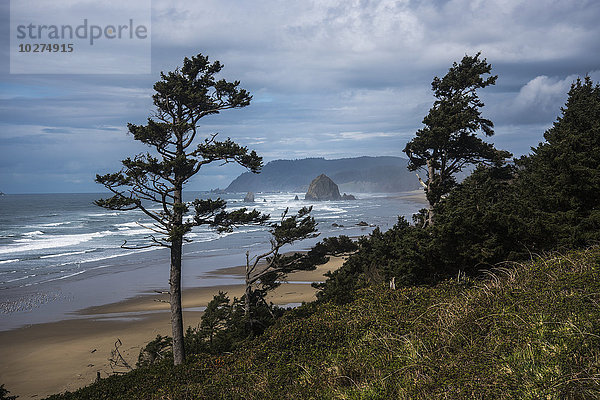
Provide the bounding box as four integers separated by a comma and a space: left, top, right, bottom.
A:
38, 269, 87, 284
0, 231, 112, 255
0, 258, 20, 265
186, 230, 237, 242
84, 211, 123, 217
116, 228, 155, 235
38, 222, 67, 227
313, 205, 346, 213
23, 230, 44, 236
115, 221, 143, 228
318, 215, 349, 219
24, 222, 67, 229
5, 274, 36, 283
40, 250, 91, 259
79, 247, 160, 264
35, 264, 113, 286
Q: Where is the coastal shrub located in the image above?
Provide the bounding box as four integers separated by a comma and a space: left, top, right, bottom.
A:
0, 385, 17, 400
136, 335, 173, 368
184, 291, 287, 356
316, 218, 436, 303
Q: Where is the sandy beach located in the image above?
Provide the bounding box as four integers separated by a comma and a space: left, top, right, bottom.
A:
0, 256, 345, 399
393, 188, 427, 204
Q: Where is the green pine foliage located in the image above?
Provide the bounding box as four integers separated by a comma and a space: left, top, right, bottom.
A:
404, 53, 511, 225
315, 219, 433, 304
515, 77, 600, 249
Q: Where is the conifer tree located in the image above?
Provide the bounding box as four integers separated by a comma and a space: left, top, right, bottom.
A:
404, 53, 510, 226
96, 54, 268, 365
515, 76, 600, 247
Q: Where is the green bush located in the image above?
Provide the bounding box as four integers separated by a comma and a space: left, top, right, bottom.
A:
0, 384, 17, 400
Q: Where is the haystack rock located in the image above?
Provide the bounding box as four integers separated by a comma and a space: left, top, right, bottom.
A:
244, 192, 255, 202
305, 174, 342, 201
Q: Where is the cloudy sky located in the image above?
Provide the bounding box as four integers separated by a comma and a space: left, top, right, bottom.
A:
1, 0, 599, 193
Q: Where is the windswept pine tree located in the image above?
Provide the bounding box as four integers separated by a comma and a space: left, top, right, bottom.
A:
404, 53, 511, 226
95, 54, 268, 365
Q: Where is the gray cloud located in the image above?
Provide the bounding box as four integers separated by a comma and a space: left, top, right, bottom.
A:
1, 0, 600, 192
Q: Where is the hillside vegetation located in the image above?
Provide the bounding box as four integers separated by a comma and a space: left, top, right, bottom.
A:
47, 246, 600, 399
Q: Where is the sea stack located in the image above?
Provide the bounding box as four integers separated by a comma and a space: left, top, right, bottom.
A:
244, 192, 255, 202
305, 174, 341, 201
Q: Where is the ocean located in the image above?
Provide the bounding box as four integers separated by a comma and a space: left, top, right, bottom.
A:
0, 191, 424, 330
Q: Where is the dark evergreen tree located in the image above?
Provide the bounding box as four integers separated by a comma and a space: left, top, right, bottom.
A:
514, 76, 600, 248
183, 291, 233, 354
404, 53, 511, 226
431, 164, 526, 269
95, 54, 268, 365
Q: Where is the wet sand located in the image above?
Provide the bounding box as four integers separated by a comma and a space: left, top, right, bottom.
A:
394, 188, 427, 204
0, 257, 345, 399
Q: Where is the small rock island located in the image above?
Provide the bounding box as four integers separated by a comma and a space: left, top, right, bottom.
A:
305, 174, 355, 201
243, 191, 255, 202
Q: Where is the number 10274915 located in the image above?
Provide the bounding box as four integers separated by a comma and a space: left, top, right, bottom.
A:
18, 43, 74, 53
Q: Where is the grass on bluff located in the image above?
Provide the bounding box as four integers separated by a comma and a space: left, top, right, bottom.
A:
46, 247, 600, 399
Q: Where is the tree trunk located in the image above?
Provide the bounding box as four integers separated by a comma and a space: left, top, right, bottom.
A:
169, 236, 185, 365
170, 181, 185, 365
244, 251, 252, 319
426, 159, 435, 227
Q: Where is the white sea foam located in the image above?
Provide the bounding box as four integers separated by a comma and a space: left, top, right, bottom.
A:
114, 221, 156, 235
25, 222, 66, 229
6, 274, 36, 283
40, 269, 87, 284
23, 230, 44, 236
186, 230, 238, 242
39, 222, 67, 227
115, 221, 143, 228
112, 228, 153, 237
0, 232, 111, 255
0, 259, 20, 265
79, 247, 160, 264
85, 211, 123, 217
40, 250, 91, 259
